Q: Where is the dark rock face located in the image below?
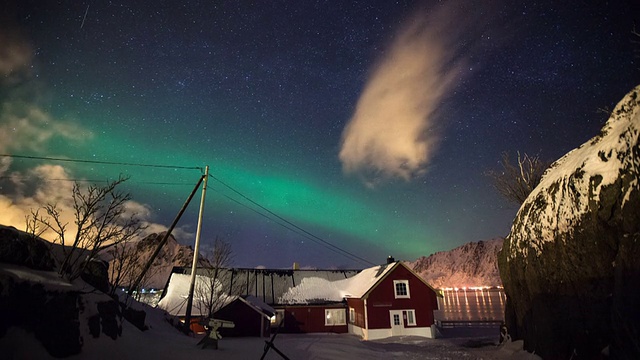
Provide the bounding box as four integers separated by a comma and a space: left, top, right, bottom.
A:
499, 85, 640, 359
80, 258, 110, 293
0, 275, 82, 357
0, 225, 55, 270
88, 300, 122, 340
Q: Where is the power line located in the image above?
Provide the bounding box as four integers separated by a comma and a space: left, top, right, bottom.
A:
3, 152, 376, 266
209, 175, 376, 266
0, 176, 197, 186
211, 187, 370, 265
0, 153, 203, 171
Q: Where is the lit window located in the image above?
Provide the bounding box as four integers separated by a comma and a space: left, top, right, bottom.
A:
405, 310, 416, 326
271, 309, 285, 327
394, 280, 410, 299
325, 309, 346, 326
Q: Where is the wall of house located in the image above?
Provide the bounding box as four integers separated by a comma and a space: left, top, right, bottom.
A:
346, 298, 366, 328
277, 305, 348, 334
214, 300, 269, 337
366, 265, 438, 330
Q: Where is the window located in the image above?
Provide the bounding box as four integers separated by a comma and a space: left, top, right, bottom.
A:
394, 280, 410, 299
349, 307, 355, 324
393, 314, 401, 326
325, 309, 346, 326
405, 310, 416, 326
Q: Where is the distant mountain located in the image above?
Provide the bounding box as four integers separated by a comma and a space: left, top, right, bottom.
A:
407, 238, 503, 288
104, 232, 196, 290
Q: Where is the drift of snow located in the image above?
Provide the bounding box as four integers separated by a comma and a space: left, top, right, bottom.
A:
279, 262, 397, 304
156, 272, 233, 316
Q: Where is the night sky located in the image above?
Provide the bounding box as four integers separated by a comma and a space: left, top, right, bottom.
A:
1, 1, 639, 269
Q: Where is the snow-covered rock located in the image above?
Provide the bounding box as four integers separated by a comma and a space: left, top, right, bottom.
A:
499, 85, 640, 359
407, 238, 503, 288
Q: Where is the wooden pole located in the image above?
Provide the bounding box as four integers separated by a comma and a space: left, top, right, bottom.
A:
127, 174, 204, 297
184, 165, 209, 333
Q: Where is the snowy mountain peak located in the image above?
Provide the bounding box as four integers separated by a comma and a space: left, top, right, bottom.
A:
407, 238, 503, 288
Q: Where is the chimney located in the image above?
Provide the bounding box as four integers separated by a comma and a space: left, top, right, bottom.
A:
386, 255, 395, 264
292, 262, 300, 270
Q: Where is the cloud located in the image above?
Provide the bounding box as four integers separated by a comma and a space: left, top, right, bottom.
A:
0, 27, 32, 84
0, 101, 93, 154
0, 164, 193, 244
339, 1, 477, 184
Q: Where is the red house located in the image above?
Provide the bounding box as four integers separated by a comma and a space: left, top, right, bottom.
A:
278, 259, 440, 340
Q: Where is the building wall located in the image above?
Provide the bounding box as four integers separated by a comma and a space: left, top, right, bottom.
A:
214, 300, 269, 337
277, 305, 348, 334
366, 265, 438, 330
346, 298, 366, 328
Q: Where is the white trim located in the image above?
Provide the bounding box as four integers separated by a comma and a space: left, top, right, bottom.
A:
405, 309, 416, 326
393, 280, 410, 299
364, 299, 369, 331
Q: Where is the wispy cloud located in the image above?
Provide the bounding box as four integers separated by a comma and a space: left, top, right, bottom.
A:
0, 24, 183, 244
0, 27, 32, 83
339, 1, 482, 185
0, 164, 193, 244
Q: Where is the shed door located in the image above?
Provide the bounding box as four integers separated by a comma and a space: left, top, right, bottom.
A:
389, 310, 404, 336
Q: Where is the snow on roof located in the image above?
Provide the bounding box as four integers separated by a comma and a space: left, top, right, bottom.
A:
156, 273, 233, 317
278, 262, 397, 304
240, 295, 275, 317
508, 85, 640, 258
168, 267, 360, 305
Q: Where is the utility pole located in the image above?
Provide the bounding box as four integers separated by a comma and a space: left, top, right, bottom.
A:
184, 165, 209, 333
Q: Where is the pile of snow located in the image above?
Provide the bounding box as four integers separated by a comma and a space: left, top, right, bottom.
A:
279, 262, 396, 304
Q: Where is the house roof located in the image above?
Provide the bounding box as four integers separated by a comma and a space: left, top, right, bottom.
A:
159, 266, 360, 309
156, 273, 233, 317
278, 262, 442, 305
236, 295, 276, 318
278, 262, 404, 304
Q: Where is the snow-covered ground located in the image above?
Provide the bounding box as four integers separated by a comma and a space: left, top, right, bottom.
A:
0, 309, 540, 360
0, 261, 540, 359
0, 326, 539, 360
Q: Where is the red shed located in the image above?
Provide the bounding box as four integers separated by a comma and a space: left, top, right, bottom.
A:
214, 295, 275, 337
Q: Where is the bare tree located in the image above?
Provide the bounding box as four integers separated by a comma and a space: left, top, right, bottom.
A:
29, 176, 146, 283
195, 237, 234, 318
486, 152, 550, 205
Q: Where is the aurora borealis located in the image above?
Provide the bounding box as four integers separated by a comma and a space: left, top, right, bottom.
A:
1, 1, 639, 268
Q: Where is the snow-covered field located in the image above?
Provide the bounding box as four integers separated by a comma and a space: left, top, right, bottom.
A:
0, 261, 540, 360
1, 316, 539, 360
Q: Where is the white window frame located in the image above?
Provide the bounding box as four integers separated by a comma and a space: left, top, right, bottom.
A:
325, 308, 346, 326
393, 280, 410, 299
405, 310, 416, 326
349, 307, 355, 324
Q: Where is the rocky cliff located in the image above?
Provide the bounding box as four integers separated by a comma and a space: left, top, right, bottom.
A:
408, 238, 503, 288
499, 85, 640, 359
